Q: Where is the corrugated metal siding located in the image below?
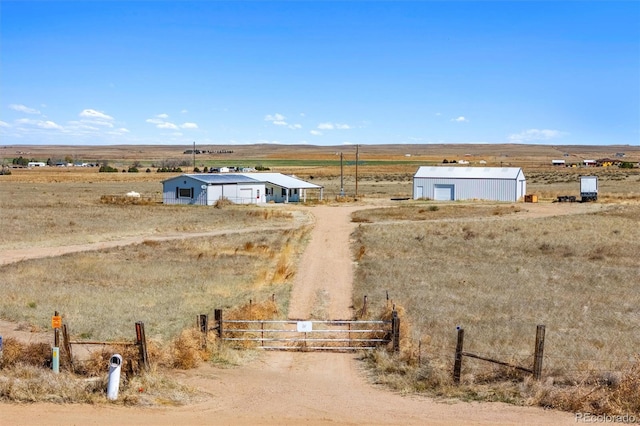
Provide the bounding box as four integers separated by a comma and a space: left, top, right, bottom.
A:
413, 177, 520, 202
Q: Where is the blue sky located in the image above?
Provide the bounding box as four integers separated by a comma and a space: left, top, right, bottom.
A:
1, 1, 638, 146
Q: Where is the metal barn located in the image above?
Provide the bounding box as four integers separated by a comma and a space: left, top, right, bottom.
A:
162, 174, 266, 205
413, 167, 526, 202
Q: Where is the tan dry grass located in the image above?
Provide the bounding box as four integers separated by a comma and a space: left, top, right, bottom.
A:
351, 204, 640, 414
0, 180, 295, 250
0, 226, 310, 341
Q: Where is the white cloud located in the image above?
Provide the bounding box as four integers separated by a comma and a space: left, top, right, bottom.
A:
37, 120, 63, 130
158, 122, 179, 130
318, 122, 351, 130
435, 112, 442, 117
265, 113, 301, 129
157, 113, 169, 119
265, 113, 286, 122
146, 118, 164, 125
180, 122, 198, 129
14, 118, 64, 131
9, 104, 41, 115
451, 116, 468, 123
508, 129, 566, 143
106, 127, 130, 136
0, 120, 10, 127
79, 109, 113, 121
310, 130, 322, 136
16, 118, 36, 125
181, 109, 188, 114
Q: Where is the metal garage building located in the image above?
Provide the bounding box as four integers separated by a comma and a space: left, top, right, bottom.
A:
162, 173, 323, 205
413, 167, 526, 202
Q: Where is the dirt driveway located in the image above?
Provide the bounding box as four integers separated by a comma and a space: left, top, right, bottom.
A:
1, 202, 590, 425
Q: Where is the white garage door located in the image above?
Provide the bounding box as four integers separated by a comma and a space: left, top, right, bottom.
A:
239, 188, 253, 204
434, 185, 454, 201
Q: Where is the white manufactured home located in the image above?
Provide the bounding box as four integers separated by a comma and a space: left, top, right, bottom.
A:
239, 173, 323, 203
162, 173, 323, 205
413, 167, 526, 202
163, 174, 265, 205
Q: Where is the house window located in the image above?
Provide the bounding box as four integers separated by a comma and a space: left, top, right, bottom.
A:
178, 187, 193, 198
281, 188, 286, 197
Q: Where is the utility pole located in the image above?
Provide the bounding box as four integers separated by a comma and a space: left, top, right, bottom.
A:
355, 145, 359, 198
340, 152, 345, 197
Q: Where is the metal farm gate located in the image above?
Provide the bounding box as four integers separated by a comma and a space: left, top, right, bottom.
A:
200, 309, 400, 352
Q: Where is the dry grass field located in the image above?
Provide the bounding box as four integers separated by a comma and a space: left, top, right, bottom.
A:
351, 203, 640, 414
1, 143, 639, 414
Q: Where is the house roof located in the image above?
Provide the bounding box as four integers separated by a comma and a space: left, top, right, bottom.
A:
414, 166, 524, 180
163, 174, 262, 184
239, 173, 322, 189
163, 173, 322, 189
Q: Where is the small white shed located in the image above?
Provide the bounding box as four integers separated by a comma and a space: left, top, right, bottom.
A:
413, 167, 526, 202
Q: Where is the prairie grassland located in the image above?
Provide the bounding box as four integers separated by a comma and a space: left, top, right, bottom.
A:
0, 178, 295, 250
352, 204, 640, 412
1, 226, 310, 342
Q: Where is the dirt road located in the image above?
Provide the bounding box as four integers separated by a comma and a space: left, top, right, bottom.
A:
2, 203, 584, 425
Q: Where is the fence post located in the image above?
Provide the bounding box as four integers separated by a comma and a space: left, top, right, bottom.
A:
198, 314, 209, 350
62, 323, 74, 370
533, 324, 545, 380
391, 310, 400, 352
214, 309, 223, 339
135, 321, 150, 371
362, 295, 368, 317
453, 327, 464, 384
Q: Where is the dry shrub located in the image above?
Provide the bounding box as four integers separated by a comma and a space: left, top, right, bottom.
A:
171, 329, 205, 369
81, 344, 142, 377
610, 356, 640, 415
100, 195, 155, 205
271, 244, 295, 283
0, 338, 51, 368
0, 364, 103, 403
223, 299, 280, 349
214, 197, 233, 208
378, 302, 414, 363
226, 299, 280, 321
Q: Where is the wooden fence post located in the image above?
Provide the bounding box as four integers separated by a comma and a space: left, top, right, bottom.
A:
453, 327, 464, 384
533, 324, 545, 380
62, 323, 74, 370
135, 321, 150, 371
214, 309, 223, 339
362, 295, 368, 317
391, 310, 400, 352
198, 314, 209, 350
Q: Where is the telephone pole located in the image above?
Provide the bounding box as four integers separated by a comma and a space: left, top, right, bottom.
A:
339, 152, 345, 197
355, 145, 359, 198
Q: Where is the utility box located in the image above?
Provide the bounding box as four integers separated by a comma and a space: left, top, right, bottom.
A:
580, 176, 598, 202
524, 194, 538, 203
